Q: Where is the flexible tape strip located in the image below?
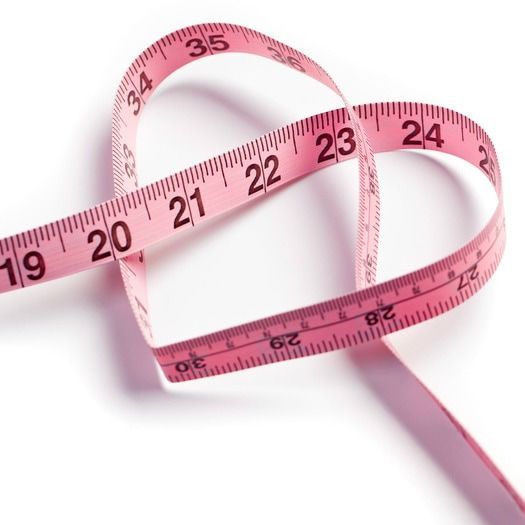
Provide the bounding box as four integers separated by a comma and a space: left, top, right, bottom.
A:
0, 23, 522, 511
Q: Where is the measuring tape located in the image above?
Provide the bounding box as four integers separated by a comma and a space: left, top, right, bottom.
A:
1, 23, 523, 511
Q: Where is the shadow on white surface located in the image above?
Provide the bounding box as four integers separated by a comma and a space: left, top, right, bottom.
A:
94, 82, 525, 523
349, 342, 525, 524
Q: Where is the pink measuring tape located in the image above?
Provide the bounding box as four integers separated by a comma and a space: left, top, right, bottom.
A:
0, 23, 522, 511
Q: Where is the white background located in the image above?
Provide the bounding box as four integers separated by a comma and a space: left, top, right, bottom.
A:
0, 1, 523, 523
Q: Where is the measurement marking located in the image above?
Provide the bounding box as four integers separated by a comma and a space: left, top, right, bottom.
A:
420, 103, 426, 149
100, 208, 117, 260
197, 25, 213, 55
218, 156, 228, 186
9, 237, 24, 288
162, 224, 500, 365
179, 177, 194, 226
254, 140, 266, 192
56, 223, 66, 252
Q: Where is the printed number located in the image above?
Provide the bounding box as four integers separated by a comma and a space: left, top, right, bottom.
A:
365, 253, 375, 284
368, 165, 378, 195
127, 72, 153, 116
185, 34, 229, 57
0, 258, 15, 285
316, 127, 356, 163
139, 71, 153, 93
246, 155, 281, 196
174, 358, 207, 373
478, 145, 495, 183
0, 251, 46, 286
208, 34, 229, 51
425, 123, 444, 147
267, 47, 305, 72
186, 38, 207, 57
123, 144, 136, 180
127, 91, 140, 116
269, 333, 301, 349
402, 121, 444, 148
169, 187, 205, 229
246, 164, 263, 195
365, 305, 395, 326
23, 252, 46, 281
88, 221, 132, 262
457, 264, 479, 291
